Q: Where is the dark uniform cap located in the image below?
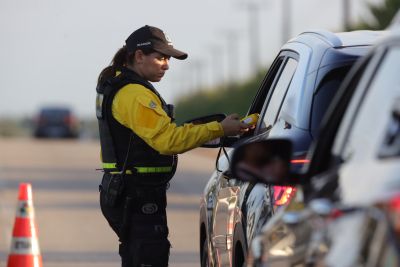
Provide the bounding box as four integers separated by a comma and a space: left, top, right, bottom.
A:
125, 25, 188, 60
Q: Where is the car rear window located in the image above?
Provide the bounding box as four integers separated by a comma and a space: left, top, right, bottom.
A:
40, 108, 70, 118
311, 66, 351, 131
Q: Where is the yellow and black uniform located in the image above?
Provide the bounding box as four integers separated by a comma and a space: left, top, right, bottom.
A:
113, 75, 223, 155
97, 67, 223, 267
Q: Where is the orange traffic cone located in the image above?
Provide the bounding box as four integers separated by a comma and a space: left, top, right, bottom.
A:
7, 183, 42, 267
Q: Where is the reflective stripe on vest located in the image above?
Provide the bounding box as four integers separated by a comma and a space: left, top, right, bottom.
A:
102, 163, 173, 173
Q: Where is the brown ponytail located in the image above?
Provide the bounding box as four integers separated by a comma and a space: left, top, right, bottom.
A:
97, 46, 156, 86
97, 46, 134, 86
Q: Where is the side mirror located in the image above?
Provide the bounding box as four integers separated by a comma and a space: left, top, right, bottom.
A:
230, 139, 297, 185
184, 114, 227, 148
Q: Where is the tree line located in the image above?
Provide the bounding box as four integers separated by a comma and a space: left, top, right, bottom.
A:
175, 70, 266, 125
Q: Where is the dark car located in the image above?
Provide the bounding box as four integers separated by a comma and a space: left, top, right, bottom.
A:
199, 29, 385, 267
236, 27, 400, 267
33, 107, 79, 138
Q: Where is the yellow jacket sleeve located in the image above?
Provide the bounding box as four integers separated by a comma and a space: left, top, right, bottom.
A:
112, 84, 224, 155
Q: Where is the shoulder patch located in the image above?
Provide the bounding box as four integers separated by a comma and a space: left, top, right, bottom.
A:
149, 100, 157, 109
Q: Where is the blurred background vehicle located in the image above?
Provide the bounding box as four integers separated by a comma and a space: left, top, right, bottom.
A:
33, 106, 79, 138
237, 23, 399, 267
199, 29, 385, 267
319, 27, 400, 267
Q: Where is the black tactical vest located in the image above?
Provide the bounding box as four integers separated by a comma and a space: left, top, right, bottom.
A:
96, 67, 177, 185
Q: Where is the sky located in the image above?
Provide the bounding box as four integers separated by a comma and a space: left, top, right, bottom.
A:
0, 0, 382, 119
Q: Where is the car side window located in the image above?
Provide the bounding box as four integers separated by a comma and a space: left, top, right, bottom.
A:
239, 56, 285, 140
337, 47, 400, 162
259, 58, 298, 132
330, 54, 377, 159
247, 56, 285, 115
310, 66, 351, 132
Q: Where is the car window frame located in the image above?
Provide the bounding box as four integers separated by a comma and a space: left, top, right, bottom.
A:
255, 51, 299, 135
246, 55, 286, 115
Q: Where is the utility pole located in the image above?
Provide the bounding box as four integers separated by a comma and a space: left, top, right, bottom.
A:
238, 1, 262, 74
282, 0, 292, 45
221, 30, 239, 85
208, 44, 224, 87
192, 59, 205, 91
343, 0, 351, 30
181, 67, 193, 94
248, 2, 261, 73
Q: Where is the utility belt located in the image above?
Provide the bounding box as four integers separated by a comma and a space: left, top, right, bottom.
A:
100, 172, 169, 208
101, 163, 174, 175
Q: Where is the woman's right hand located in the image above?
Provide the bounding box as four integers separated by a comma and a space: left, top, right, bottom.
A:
220, 114, 249, 136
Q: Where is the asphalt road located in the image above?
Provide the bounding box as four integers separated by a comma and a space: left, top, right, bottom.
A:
0, 137, 218, 267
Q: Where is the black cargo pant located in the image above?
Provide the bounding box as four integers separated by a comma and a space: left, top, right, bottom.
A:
100, 174, 170, 267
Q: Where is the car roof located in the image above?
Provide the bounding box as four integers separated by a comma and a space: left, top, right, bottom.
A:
278, 30, 385, 131
290, 29, 388, 48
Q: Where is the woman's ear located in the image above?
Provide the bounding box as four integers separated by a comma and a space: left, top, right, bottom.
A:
134, 50, 144, 64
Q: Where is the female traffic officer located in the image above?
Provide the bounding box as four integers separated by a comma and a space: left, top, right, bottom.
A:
96, 25, 249, 267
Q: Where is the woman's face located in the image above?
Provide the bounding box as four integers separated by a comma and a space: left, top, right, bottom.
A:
134, 51, 170, 82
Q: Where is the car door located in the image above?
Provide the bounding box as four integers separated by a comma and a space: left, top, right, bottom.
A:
210, 53, 297, 266
243, 54, 300, 242
251, 54, 371, 267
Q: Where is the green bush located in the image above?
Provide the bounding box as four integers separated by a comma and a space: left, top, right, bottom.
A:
175, 69, 267, 124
